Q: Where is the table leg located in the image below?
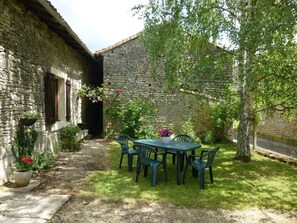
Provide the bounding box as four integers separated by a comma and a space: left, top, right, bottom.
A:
154, 147, 158, 160
191, 149, 197, 177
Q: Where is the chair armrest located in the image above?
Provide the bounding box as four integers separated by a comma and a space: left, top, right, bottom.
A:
188, 150, 209, 160
199, 150, 210, 159
155, 148, 166, 155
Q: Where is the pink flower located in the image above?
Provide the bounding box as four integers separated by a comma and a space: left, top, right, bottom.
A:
158, 128, 173, 137
115, 88, 122, 94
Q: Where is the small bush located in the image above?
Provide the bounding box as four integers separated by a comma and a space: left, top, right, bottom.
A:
106, 97, 157, 139
202, 130, 214, 144
32, 151, 54, 170
180, 117, 201, 143
60, 124, 81, 151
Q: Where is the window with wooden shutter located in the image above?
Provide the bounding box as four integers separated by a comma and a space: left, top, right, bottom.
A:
66, 80, 71, 121
44, 73, 58, 125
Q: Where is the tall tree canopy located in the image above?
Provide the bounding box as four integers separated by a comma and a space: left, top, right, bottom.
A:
134, 0, 297, 161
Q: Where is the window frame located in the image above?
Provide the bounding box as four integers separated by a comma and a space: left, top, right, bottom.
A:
44, 69, 71, 126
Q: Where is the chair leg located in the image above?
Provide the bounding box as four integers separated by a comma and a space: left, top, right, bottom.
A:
163, 162, 167, 183
136, 155, 140, 166
183, 161, 188, 184
136, 163, 141, 182
151, 166, 157, 187
199, 168, 205, 189
128, 154, 133, 172
144, 166, 148, 177
209, 166, 213, 183
119, 154, 124, 169
192, 168, 198, 177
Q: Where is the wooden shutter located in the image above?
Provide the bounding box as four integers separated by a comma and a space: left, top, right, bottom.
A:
44, 73, 58, 124
66, 80, 71, 121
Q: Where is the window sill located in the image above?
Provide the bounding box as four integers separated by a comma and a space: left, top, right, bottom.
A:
50, 121, 69, 132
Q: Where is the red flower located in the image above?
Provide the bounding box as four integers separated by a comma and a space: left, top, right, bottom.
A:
115, 88, 122, 94
22, 157, 33, 163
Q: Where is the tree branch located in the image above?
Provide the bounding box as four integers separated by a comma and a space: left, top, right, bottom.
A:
254, 103, 297, 114
215, 6, 241, 25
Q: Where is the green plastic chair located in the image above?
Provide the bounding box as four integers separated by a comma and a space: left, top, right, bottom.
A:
114, 134, 138, 172
183, 147, 220, 189
135, 144, 167, 187
166, 134, 194, 170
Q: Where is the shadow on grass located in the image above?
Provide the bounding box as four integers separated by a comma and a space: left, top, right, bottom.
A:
84, 142, 297, 210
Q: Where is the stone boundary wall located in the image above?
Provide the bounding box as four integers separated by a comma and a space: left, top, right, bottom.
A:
258, 112, 297, 142
0, 0, 98, 183
100, 37, 205, 132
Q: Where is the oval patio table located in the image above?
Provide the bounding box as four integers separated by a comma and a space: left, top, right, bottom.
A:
134, 138, 201, 185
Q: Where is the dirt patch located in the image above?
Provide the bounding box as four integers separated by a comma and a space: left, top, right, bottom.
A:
31, 139, 297, 223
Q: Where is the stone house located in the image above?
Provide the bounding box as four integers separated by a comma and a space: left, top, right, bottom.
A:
0, 0, 102, 183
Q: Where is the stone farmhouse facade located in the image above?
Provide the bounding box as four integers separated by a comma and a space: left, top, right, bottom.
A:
0, 0, 102, 183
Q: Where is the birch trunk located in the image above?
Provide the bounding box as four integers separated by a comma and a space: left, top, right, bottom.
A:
235, 48, 253, 162
236, 85, 252, 161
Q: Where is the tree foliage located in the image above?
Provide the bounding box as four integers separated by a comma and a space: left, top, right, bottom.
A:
134, 0, 297, 161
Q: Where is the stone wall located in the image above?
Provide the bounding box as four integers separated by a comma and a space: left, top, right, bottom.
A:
99, 37, 205, 132
258, 112, 297, 141
0, 0, 99, 183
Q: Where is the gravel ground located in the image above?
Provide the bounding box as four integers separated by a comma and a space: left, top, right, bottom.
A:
31, 139, 297, 223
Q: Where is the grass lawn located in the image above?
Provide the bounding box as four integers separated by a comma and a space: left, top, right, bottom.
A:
84, 141, 297, 210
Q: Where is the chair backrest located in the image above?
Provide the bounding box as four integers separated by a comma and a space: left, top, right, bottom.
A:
134, 144, 156, 161
172, 134, 194, 142
114, 134, 134, 152
205, 147, 220, 167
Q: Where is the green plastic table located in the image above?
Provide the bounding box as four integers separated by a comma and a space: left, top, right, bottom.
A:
134, 138, 201, 185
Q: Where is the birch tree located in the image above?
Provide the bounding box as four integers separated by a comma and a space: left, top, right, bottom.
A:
134, 0, 297, 161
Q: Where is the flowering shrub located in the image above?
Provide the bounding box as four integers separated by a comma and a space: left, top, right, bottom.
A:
158, 128, 173, 137
78, 81, 157, 138
77, 82, 122, 103
15, 156, 33, 171
115, 88, 122, 94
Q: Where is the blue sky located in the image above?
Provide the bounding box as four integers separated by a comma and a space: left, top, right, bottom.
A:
49, 0, 148, 52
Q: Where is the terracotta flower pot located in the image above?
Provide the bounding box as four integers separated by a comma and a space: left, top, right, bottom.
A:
14, 170, 33, 187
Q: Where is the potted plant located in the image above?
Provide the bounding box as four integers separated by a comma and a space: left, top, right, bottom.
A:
13, 156, 34, 187
158, 127, 174, 144
11, 126, 37, 187
20, 111, 40, 126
